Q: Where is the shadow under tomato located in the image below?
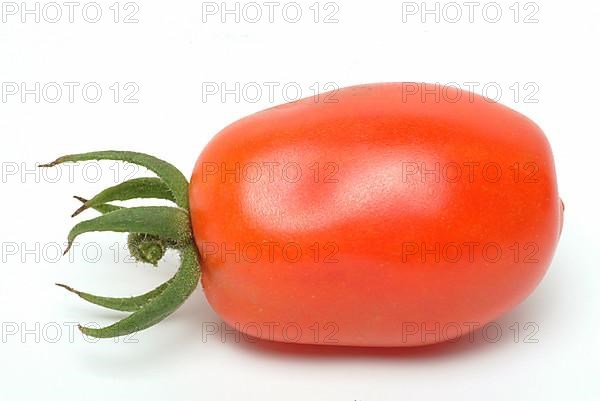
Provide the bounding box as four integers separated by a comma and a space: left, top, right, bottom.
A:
228, 334, 490, 360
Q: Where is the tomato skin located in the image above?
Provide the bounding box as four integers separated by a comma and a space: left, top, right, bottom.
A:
189, 83, 562, 347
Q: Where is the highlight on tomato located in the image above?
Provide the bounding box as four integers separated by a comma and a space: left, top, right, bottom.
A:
41, 82, 563, 347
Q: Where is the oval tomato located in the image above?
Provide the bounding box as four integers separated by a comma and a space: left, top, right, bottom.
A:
189, 83, 562, 346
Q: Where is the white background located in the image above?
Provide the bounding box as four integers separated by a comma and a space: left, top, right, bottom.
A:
1, 0, 598, 400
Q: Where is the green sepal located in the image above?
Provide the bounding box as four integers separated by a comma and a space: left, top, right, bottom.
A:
73, 198, 175, 266
79, 246, 200, 338
56, 279, 173, 312
72, 177, 175, 217
40, 151, 189, 210
64, 206, 191, 255
73, 196, 122, 214
43, 150, 201, 338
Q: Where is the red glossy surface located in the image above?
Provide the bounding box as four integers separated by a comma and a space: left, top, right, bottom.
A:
189, 83, 562, 347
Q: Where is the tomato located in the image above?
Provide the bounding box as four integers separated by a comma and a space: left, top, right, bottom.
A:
45, 82, 562, 346
189, 83, 562, 346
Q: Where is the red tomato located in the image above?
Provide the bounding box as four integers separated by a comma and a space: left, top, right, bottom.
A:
189, 83, 562, 347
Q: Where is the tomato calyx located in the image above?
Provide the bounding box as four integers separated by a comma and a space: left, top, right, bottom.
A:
40, 151, 200, 339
